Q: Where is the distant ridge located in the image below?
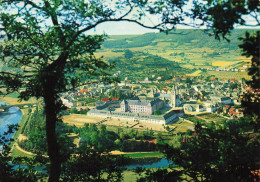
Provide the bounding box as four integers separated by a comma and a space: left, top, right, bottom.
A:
103, 29, 257, 50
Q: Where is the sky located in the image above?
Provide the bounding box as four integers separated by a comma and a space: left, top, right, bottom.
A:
87, 13, 259, 35
87, 21, 159, 35
86, 0, 259, 36
1, 0, 259, 36
87, 0, 195, 35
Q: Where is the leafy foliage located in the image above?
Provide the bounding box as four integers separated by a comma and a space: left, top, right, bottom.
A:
135, 168, 182, 182
239, 31, 260, 130
77, 124, 118, 153
165, 119, 260, 181
0, 125, 44, 182
60, 147, 126, 182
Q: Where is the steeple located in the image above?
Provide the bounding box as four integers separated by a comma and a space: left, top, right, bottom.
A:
171, 85, 179, 108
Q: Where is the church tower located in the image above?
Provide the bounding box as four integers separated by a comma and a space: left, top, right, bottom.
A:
171, 86, 180, 108
120, 100, 128, 112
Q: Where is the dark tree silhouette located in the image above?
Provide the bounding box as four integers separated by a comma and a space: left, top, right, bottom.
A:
0, 0, 259, 181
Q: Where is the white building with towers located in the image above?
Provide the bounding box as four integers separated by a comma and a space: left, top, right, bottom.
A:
156, 85, 180, 108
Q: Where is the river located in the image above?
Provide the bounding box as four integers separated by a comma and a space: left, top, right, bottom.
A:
0, 101, 22, 140
124, 158, 173, 169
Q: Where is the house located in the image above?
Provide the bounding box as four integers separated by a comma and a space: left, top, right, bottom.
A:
60, 97, 77, 108
78, 89, 88, 95
210, 95, 232, 105
223, 105, 231, 113
111, 97, 119, 101
165, 80, 172, 83
157, 76, 163, 80
203, 102, 217, 112
228, 107, 244, 118
102, 98, 109, 102
183, 104, 204, 112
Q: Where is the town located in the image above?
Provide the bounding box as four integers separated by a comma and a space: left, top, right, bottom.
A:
60, 74, 249, 132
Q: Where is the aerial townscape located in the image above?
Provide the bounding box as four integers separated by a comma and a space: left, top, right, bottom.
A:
60, 73, 247, 129
1, 28, 259, 182
0, 1, 259, 181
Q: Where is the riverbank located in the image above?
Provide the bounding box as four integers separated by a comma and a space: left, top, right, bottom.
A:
10, 108, 36, 158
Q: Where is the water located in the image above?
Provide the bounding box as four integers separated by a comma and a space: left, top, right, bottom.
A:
124, 158, 173, 169
0, 101, 22, 140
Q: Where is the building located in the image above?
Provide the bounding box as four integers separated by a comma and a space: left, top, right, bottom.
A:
183, 103, 204, 112
88, 109, 182, 125
60, 97, 76, 108
120, 98, 164, 115
210, 95, 232, 105
156, 86, 180, 108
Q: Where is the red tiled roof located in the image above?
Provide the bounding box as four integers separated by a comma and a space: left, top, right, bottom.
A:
230, 108, 235, 111
112, 97, 119, 101
79, 89, 88, 93
147, 140, 156, 144
225, 105, 230, 109
102, 98, 109, 101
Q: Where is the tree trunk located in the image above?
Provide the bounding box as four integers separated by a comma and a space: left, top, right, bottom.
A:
44, 88, 61, 182
42, 53, 68, 181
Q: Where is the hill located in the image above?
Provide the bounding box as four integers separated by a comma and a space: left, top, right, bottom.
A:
102, 29, 256, 50
95, 29, 257, 80
107, 51, 189, 81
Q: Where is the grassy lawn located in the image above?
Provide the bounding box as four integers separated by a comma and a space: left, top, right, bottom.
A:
170, 120, 195, 134
122, 152, 164, 159
11, 108, 30, 141
122, 170, 140, 182
196, 113, 226, 123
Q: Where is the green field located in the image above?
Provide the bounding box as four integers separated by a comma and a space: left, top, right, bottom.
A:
206, 70, 251, 80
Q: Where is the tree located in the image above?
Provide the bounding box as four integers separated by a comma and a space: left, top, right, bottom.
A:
0, 0, 259, 181
165, 120, 260, 181
154, 110, 161, 115
135, 168, 182, 182
239, 31, 260, 131
0, 1, 171, 181
124, 49, 134, 59
60, 146, 125, 182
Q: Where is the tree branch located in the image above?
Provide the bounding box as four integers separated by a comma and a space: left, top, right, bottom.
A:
2, 0, 43, 10
120, 0, 134, 19
43, 0, 65, 45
